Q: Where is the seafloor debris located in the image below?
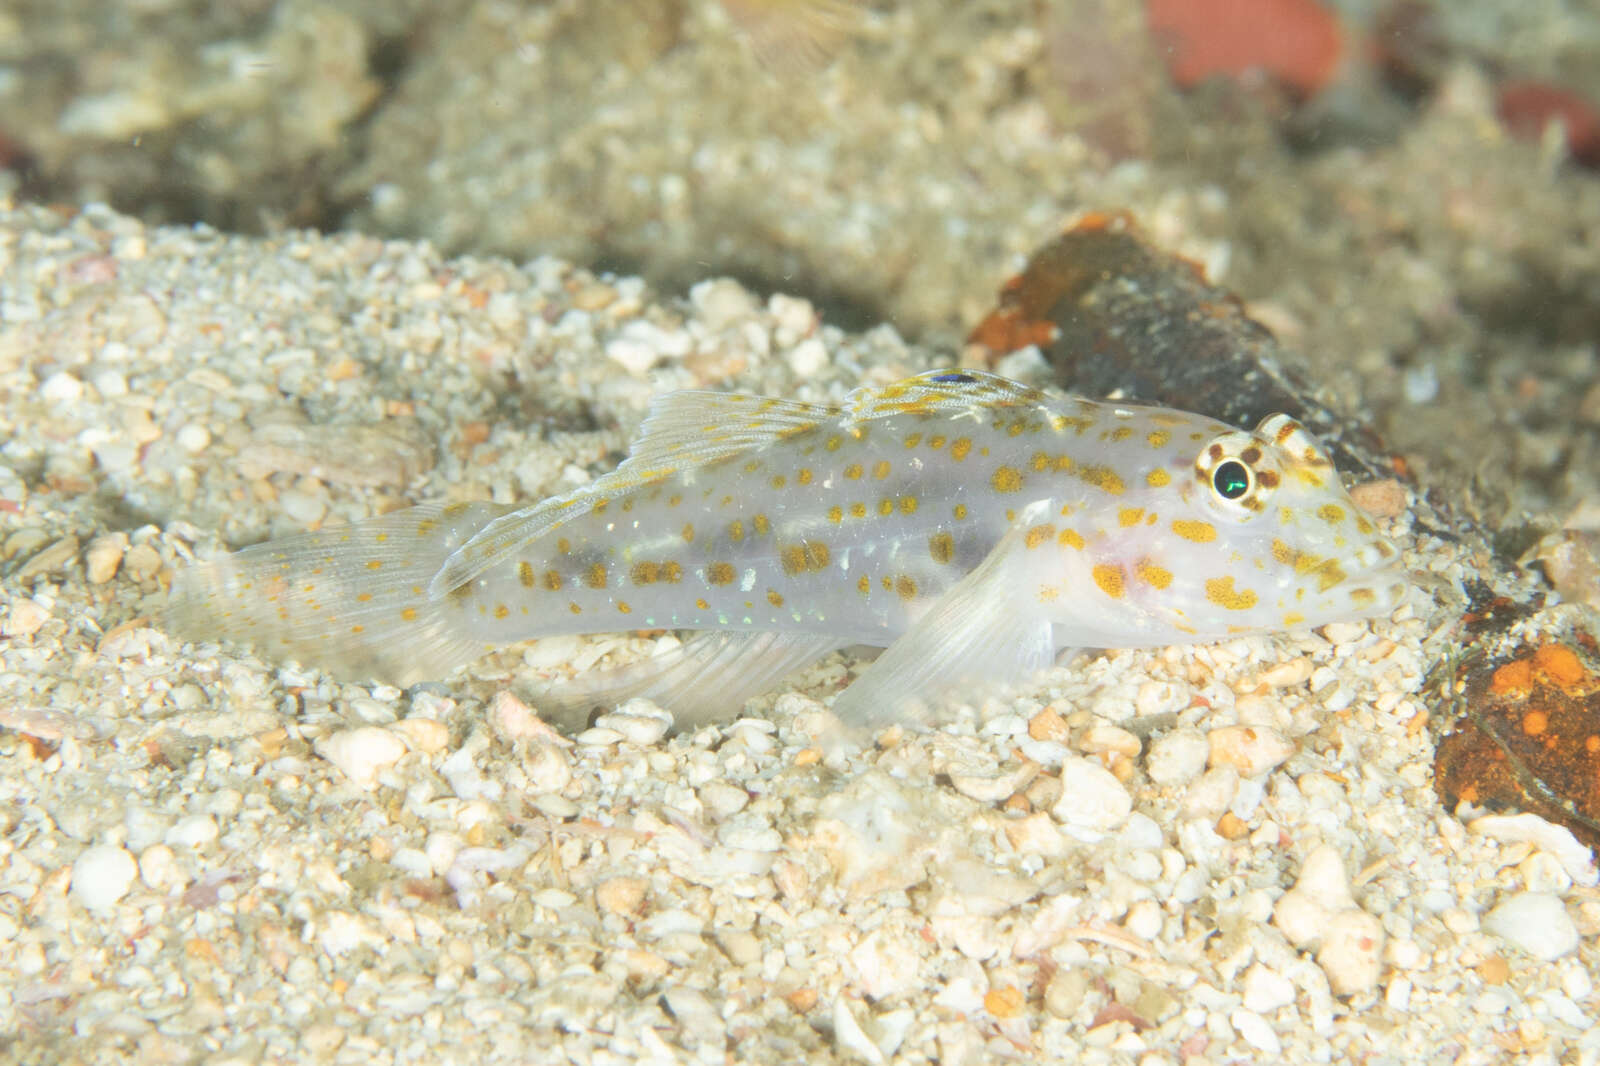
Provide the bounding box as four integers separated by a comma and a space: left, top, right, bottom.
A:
1144, 0, 1344, 99
1496, 80, 1600, 170
1527, 499, 1600, 610
968, 211, 1394, 481
1432, 640, 1600, 851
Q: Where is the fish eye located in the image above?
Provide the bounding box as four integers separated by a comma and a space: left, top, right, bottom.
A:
929, 372, 976, 384
1212, 460, 1251, 500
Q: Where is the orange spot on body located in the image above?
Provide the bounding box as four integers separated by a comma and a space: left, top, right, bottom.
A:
1137, 561, 1173, 589
1093, 564, 1125, 599
1172, 519, 1217, 542
991, 465, 1023, 493
1079, 465, 1125, 494
1205, 576, 1259, 611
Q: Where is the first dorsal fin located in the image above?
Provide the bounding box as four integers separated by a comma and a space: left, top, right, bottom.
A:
431, 388, 838, 598
841, 369, 1048, 425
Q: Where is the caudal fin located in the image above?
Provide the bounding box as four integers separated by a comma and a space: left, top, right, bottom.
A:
168, 503, 507, 686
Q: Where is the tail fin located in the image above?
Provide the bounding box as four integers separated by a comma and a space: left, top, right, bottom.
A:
168, 503, 507, 686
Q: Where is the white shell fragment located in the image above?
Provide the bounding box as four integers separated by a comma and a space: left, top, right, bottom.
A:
70, 844, 139, 910
1273, 845, 1385, 997
1207, 725, 1296, 777
315, 726, 407, 787
593, 698, 674, 745
1052, 757, 1133, 840
1482, 892, 1579, 961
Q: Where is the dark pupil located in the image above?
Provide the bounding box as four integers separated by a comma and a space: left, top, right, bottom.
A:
930, 372, 975, 383
1214, 460, 1251, 500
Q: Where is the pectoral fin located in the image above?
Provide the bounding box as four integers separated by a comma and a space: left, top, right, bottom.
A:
532, 630, 845, 733
829, 517, 1057, 733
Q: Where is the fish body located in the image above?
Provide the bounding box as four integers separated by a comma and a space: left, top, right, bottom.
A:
170, 371, 1406, 730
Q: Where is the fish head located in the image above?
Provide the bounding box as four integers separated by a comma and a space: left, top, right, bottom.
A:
1049, 410, 1408, 646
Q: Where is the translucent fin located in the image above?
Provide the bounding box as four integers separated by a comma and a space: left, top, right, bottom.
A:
841, 369, 1050, 426
829, 512, 1058, 733
612, 388, 838, 478
531, 630, 844, 733
434, 390, 836, 597
168, 503, 506, 686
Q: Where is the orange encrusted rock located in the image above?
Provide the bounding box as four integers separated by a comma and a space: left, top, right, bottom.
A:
1434, 641, 1600, 849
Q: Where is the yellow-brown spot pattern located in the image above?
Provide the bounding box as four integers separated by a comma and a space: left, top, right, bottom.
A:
1205, 577, 1259, 611
1093, 564, 1125, 599
992, 465, 1023, 493
1172, 519, 1217, 543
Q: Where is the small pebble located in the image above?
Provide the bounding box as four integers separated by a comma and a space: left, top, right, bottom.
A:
14, 535, 79, 582
3, 597, 49, 638
1207, 725, 1295, 777
1231, 1008, 1281, 1055
573, 723, 621, 746
40, 371, 84, 405
594, 698, 673, 745
71, 844, 138, 910
1124, 899, 1163, 939
1181, 766, 1239, 820
604, 327, 663, 375
489, 689, 566, 744
1321, 621, 1369, 646
699, 780, 750, 818
165, 814, 218, 849
689, 278, 758, 330
123, 543, 163, 581
1259, 658, 1313, 688
91, 369, 128, 397
1348, 478, 1407, 518
1241, 963, 1297, 1013
786, 337, 829, 376
570, 281, 617, 311
1483, 892, 1579, 961
85, 532, 128, 584
278, 487, 328, 528
1079, 724, 1140, 759
1052, 757, 1132, 838
523, 741, 573, 793
315, 726, 407, 787
175, 423, 212, 455
1274, 845, 1358, 948
138, 844, 186, 891
1316, 908, 1385, 997
392, 716, 450, 755
1134, 679, 1189, 716
1028, 706, 1070, 743
1146, 729, 1209, 787
768, 293, 816, 343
